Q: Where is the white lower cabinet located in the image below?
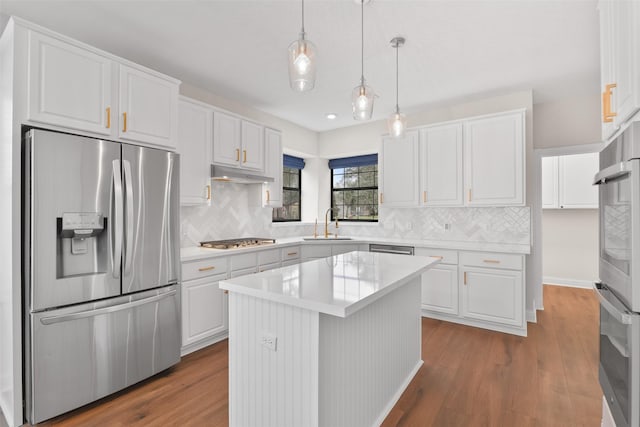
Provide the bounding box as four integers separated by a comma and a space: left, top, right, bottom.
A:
421, 264, 459, 315
460, 267, 523, 327
181, 272, 228, 350
419, 249, 526, 336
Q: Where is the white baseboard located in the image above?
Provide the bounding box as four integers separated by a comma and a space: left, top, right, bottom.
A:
526, 309, 537, 323
374, 360, 423, 427
180, 332, 228, 357
602, 396, 617, 427
543, 276, 594, 289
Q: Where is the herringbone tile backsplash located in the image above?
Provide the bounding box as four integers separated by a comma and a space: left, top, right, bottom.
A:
180, 183, 530, 247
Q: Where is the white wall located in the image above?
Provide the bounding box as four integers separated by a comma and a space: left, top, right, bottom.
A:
542, 209, 599, 285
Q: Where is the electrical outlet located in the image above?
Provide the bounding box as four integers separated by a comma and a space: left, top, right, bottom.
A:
407, 222, 413, 231
444, 223, 451, 231
260, 333, 277, 351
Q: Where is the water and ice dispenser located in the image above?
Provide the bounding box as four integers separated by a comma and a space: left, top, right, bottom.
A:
56, 212, 108, 278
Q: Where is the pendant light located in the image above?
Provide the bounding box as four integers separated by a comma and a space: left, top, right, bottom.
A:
288, 0, 317, 92
388, 36, 407, 138
352, 0, 375, 121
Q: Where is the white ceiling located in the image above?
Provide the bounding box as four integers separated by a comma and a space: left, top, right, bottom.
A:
0, 0, 600, 132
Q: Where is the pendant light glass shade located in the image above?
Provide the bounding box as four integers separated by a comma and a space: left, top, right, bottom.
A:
388, 36, 406, 138
352, 80, 375, 120
288, 35, 317, 92
288, 0, 316, 92
388, 109, 407, 138
352, 0, 374, 121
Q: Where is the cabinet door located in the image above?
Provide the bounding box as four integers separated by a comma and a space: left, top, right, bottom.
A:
213, 111, 241, 167
28, 30, 113, 135
461, 267, 523, 327
177, 99, 212, 205
421, 264, 458, 315
241, 121, 265, 171
420, 123, 463, 206
599, 1, 616, 140
464, 111, 524, 206
182, 274, 228, 347
263, 129, 283, 207
611, 0, 640, 128
558, 152, 599, 208
119, 65, 178, 149
541, 156, 559, 209
380, 130, 420, 207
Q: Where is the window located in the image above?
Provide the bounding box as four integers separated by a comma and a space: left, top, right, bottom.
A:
330, 154, 378, 222
273, 155, 304, 222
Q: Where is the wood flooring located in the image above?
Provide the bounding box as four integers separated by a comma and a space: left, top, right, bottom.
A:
37, 285, 601, 427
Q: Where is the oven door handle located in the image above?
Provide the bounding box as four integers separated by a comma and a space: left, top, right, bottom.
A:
594, 283, 632, 325
593, 162, 631, 185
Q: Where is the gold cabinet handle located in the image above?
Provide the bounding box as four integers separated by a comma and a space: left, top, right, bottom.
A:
483, 259, 501, 264
380, 193, 384, 204
122, 112, 127, 132
198, 266, 215, 272
266, 190, 270, 202
423, 191, 427, 203
468, 189, 472, 202
432, 255, 444, 260
603, 83, 617, 123
243, 150, 247, 163
106, 107, 111, 129
287, 252, 298, 256
236, 148, 240, 161
464, 271, 467, 285
206, 185, 211, 201
224, 290, 229, 294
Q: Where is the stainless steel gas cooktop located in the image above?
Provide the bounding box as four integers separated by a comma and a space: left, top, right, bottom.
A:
200, 237, 276, 250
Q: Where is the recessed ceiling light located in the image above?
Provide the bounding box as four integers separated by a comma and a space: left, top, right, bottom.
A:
326, 113, 337, 120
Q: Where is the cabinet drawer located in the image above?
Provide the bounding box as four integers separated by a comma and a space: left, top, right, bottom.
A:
459, 252, 522, 270
281, 246, 301, 261
301, 245, 332, 259
182, 258, 228, 281
229, 253, 257, 272
258, 248, 281, 266
415, 248, 458, 265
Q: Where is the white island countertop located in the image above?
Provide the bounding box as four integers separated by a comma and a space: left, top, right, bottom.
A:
219, 251, 440, 317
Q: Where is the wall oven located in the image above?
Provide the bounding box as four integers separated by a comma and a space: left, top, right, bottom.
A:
595, 122, 640, 427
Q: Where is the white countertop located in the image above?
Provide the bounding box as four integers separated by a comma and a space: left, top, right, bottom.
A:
219, 251, 439, 317
180, 236, 530, 262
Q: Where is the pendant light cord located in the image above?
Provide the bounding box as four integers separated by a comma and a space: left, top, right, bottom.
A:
395, 41, 399, 112
360, 0, 364, 84
301, 0, 305, 37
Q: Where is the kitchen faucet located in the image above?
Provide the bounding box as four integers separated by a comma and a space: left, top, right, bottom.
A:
325, 208, 339, 238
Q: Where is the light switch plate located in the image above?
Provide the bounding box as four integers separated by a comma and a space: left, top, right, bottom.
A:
260, 333, 277, 351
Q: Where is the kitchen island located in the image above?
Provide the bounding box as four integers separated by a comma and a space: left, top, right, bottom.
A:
219, 251, 439, 427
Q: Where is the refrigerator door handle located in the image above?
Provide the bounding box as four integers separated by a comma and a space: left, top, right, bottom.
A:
593, 161, 631, 185
111, 159, 123, 278
39, 289, 177, 325
595, 282, 633, 325
123, 160, 135, 275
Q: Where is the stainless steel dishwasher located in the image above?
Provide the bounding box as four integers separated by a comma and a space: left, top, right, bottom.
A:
369, 244, 415, 255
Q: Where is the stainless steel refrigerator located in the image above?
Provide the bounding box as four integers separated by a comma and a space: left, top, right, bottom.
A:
23, 129, 181, 424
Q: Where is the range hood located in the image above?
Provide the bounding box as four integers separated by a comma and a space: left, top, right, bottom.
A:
210, 164, 274, 184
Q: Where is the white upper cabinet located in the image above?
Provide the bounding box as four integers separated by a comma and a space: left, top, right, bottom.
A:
262, 129, 283, 207
26, 28, 180, 149
213, 111, 242, 167
177, 98, 212, 205
420, 122, 463, 206
542, 153, 598, 209
118, 64, 178, 149
28, 30, 113, 135
599, 0, 640, 140
463, 111, 525, 206
541, 156, 559, 209
380, 131, 420, 207
558, 153, 599, 209
212, 112, 265, 171
241, 120, 265, 171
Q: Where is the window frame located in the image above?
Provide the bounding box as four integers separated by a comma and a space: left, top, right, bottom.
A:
330, 163, 378, 223
273, 166, 302, 222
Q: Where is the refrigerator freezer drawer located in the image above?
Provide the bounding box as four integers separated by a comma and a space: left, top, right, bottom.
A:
26, 285, 181, 424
